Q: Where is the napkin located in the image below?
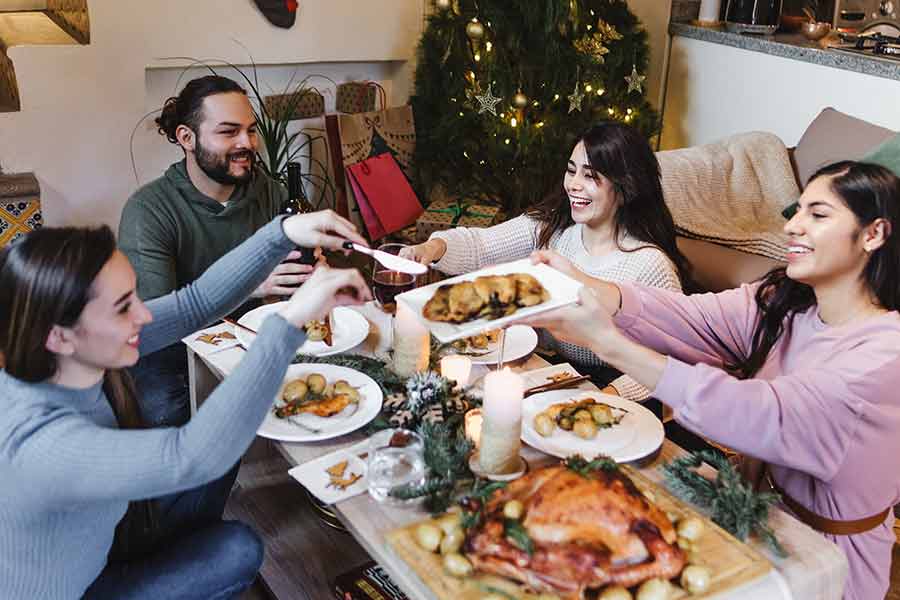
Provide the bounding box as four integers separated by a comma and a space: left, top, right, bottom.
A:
182, 323, 241, 357
521, 362, 585, 389
288, 439, 370, 505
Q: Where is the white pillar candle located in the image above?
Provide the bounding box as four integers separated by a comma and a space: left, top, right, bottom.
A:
464, 408, 483, 448
392, 302, 430, 377
441, 355, 472, 387
479, 368, 524, 474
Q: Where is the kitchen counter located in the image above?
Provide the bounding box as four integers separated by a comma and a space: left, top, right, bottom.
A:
669, 22, 900, 82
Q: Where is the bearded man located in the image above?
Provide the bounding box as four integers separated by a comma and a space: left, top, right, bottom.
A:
119, 75, 312, 430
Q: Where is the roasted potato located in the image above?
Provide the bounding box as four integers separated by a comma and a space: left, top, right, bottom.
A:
534, 413, 555, 437
282, 380, 308, 403
573, 409, 594, 422
590, 403, 614, 425
306, 373, 326, 394
573, 419, 598, 439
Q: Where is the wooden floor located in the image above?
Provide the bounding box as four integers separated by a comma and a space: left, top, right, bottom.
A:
228, 440, 371, 600
231, 441, 900, 600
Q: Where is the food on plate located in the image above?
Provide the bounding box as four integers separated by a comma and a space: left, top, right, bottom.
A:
274, 373, 361, 419
304, 314, 333, 345
460, 461, 686, 597
442, 552, 474, 578
422, 273, 550, 324
451, 329, 501, 353
196, 330, 236, 346
635, 578, 672, 600
547, 371, 576, 383
534, 394, 626, 439
325, 459, 362, 491
679, 565, 711, 594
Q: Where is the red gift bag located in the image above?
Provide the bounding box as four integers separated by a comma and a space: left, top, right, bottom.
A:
345, 153, 423, 240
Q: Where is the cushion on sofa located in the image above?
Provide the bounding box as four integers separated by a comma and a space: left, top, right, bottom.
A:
792, 107, 896, 188
783, 130, 900, 219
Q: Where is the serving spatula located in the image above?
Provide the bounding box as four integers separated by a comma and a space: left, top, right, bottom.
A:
342, 241, 428, 275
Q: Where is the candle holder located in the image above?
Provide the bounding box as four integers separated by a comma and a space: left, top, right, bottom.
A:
469, 450, 528, 482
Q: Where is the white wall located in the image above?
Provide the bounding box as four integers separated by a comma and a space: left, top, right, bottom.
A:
0, 0, 425, 227
660, 35, 900, 150
626, 0, 673, 111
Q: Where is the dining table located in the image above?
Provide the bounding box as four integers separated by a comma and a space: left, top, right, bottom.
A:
186, 302, 848, 600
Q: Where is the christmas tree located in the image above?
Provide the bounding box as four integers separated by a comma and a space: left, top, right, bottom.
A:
411, 0, 659, 215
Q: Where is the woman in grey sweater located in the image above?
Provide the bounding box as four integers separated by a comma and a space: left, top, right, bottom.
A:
0, 210, 370, 599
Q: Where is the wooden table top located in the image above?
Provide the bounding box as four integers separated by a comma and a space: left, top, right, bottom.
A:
189, 303, 848, 600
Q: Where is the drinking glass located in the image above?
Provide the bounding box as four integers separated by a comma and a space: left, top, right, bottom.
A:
367, 428, 426, 505
371, 243, 417, 315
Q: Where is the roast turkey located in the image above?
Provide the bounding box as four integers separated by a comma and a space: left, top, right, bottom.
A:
463, 463, 685, 598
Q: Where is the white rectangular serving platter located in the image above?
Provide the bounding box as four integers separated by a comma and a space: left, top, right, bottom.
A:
396, 258, 583, 343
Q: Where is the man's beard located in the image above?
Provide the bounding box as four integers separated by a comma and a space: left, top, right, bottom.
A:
195, 136, 255, 185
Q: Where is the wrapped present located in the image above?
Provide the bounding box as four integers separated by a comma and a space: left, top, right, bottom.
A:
0, 173, 42, 247
336, 81, 385, 114
415, 199, 501, 242
263, 89, 325, 120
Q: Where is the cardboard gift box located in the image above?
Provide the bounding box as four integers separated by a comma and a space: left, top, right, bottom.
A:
415, 199, 502, 242
263, 89, 325, 120
0, 173, 42, 247
336, 81, 378, 114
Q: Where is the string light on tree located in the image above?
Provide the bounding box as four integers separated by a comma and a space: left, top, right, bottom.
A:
434, 0, 451, 10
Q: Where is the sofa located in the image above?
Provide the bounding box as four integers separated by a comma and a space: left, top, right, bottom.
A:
670, 108, 899, 292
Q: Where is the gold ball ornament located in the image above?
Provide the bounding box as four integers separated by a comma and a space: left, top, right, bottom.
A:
512, 90, 529, 109
466, 19, 485, 41
434, 0, 451, 10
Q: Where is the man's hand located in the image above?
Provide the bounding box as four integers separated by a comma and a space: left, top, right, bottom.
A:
250, 251, 316, 298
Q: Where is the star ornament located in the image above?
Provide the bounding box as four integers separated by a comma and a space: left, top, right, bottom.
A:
475, 84, 502, 116
567, 82, 584, 114
625, 65, 646, 94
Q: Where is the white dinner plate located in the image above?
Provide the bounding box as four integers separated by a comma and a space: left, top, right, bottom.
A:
396, 258, 583, 344
236, 304, 370, 357
444, 325, 539, 365
522, 390, 664, 463
258, 364, 383, 443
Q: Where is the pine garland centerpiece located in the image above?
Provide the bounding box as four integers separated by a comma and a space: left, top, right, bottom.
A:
662, 450, 787, 557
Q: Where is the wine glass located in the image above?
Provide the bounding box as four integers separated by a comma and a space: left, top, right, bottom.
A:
371, 243, 417, 315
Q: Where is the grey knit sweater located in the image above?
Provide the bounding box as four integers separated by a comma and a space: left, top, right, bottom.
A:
0, 217, 306, 599
432, 214, 682, 401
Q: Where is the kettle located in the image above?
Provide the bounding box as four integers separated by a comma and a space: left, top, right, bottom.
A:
725, 0, 784, 34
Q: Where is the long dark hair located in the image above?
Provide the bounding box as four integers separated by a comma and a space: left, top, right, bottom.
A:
0, 226, 143, 428
155, 75, 247, 144
734, 161, 900, 379
526, 121, 692, 287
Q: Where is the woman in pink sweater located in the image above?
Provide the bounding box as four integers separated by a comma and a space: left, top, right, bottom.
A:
526, 161, 900, 600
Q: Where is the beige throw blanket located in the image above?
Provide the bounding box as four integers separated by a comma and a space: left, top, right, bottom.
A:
657, 132, 799, 261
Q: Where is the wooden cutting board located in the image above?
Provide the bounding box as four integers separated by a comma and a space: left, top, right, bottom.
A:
385, 465, 771, 599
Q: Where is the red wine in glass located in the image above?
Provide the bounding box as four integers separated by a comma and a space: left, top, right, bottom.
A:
373, 269, 415, 313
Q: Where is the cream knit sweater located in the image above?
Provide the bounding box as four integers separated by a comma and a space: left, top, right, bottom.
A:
432, 214, 682, 401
